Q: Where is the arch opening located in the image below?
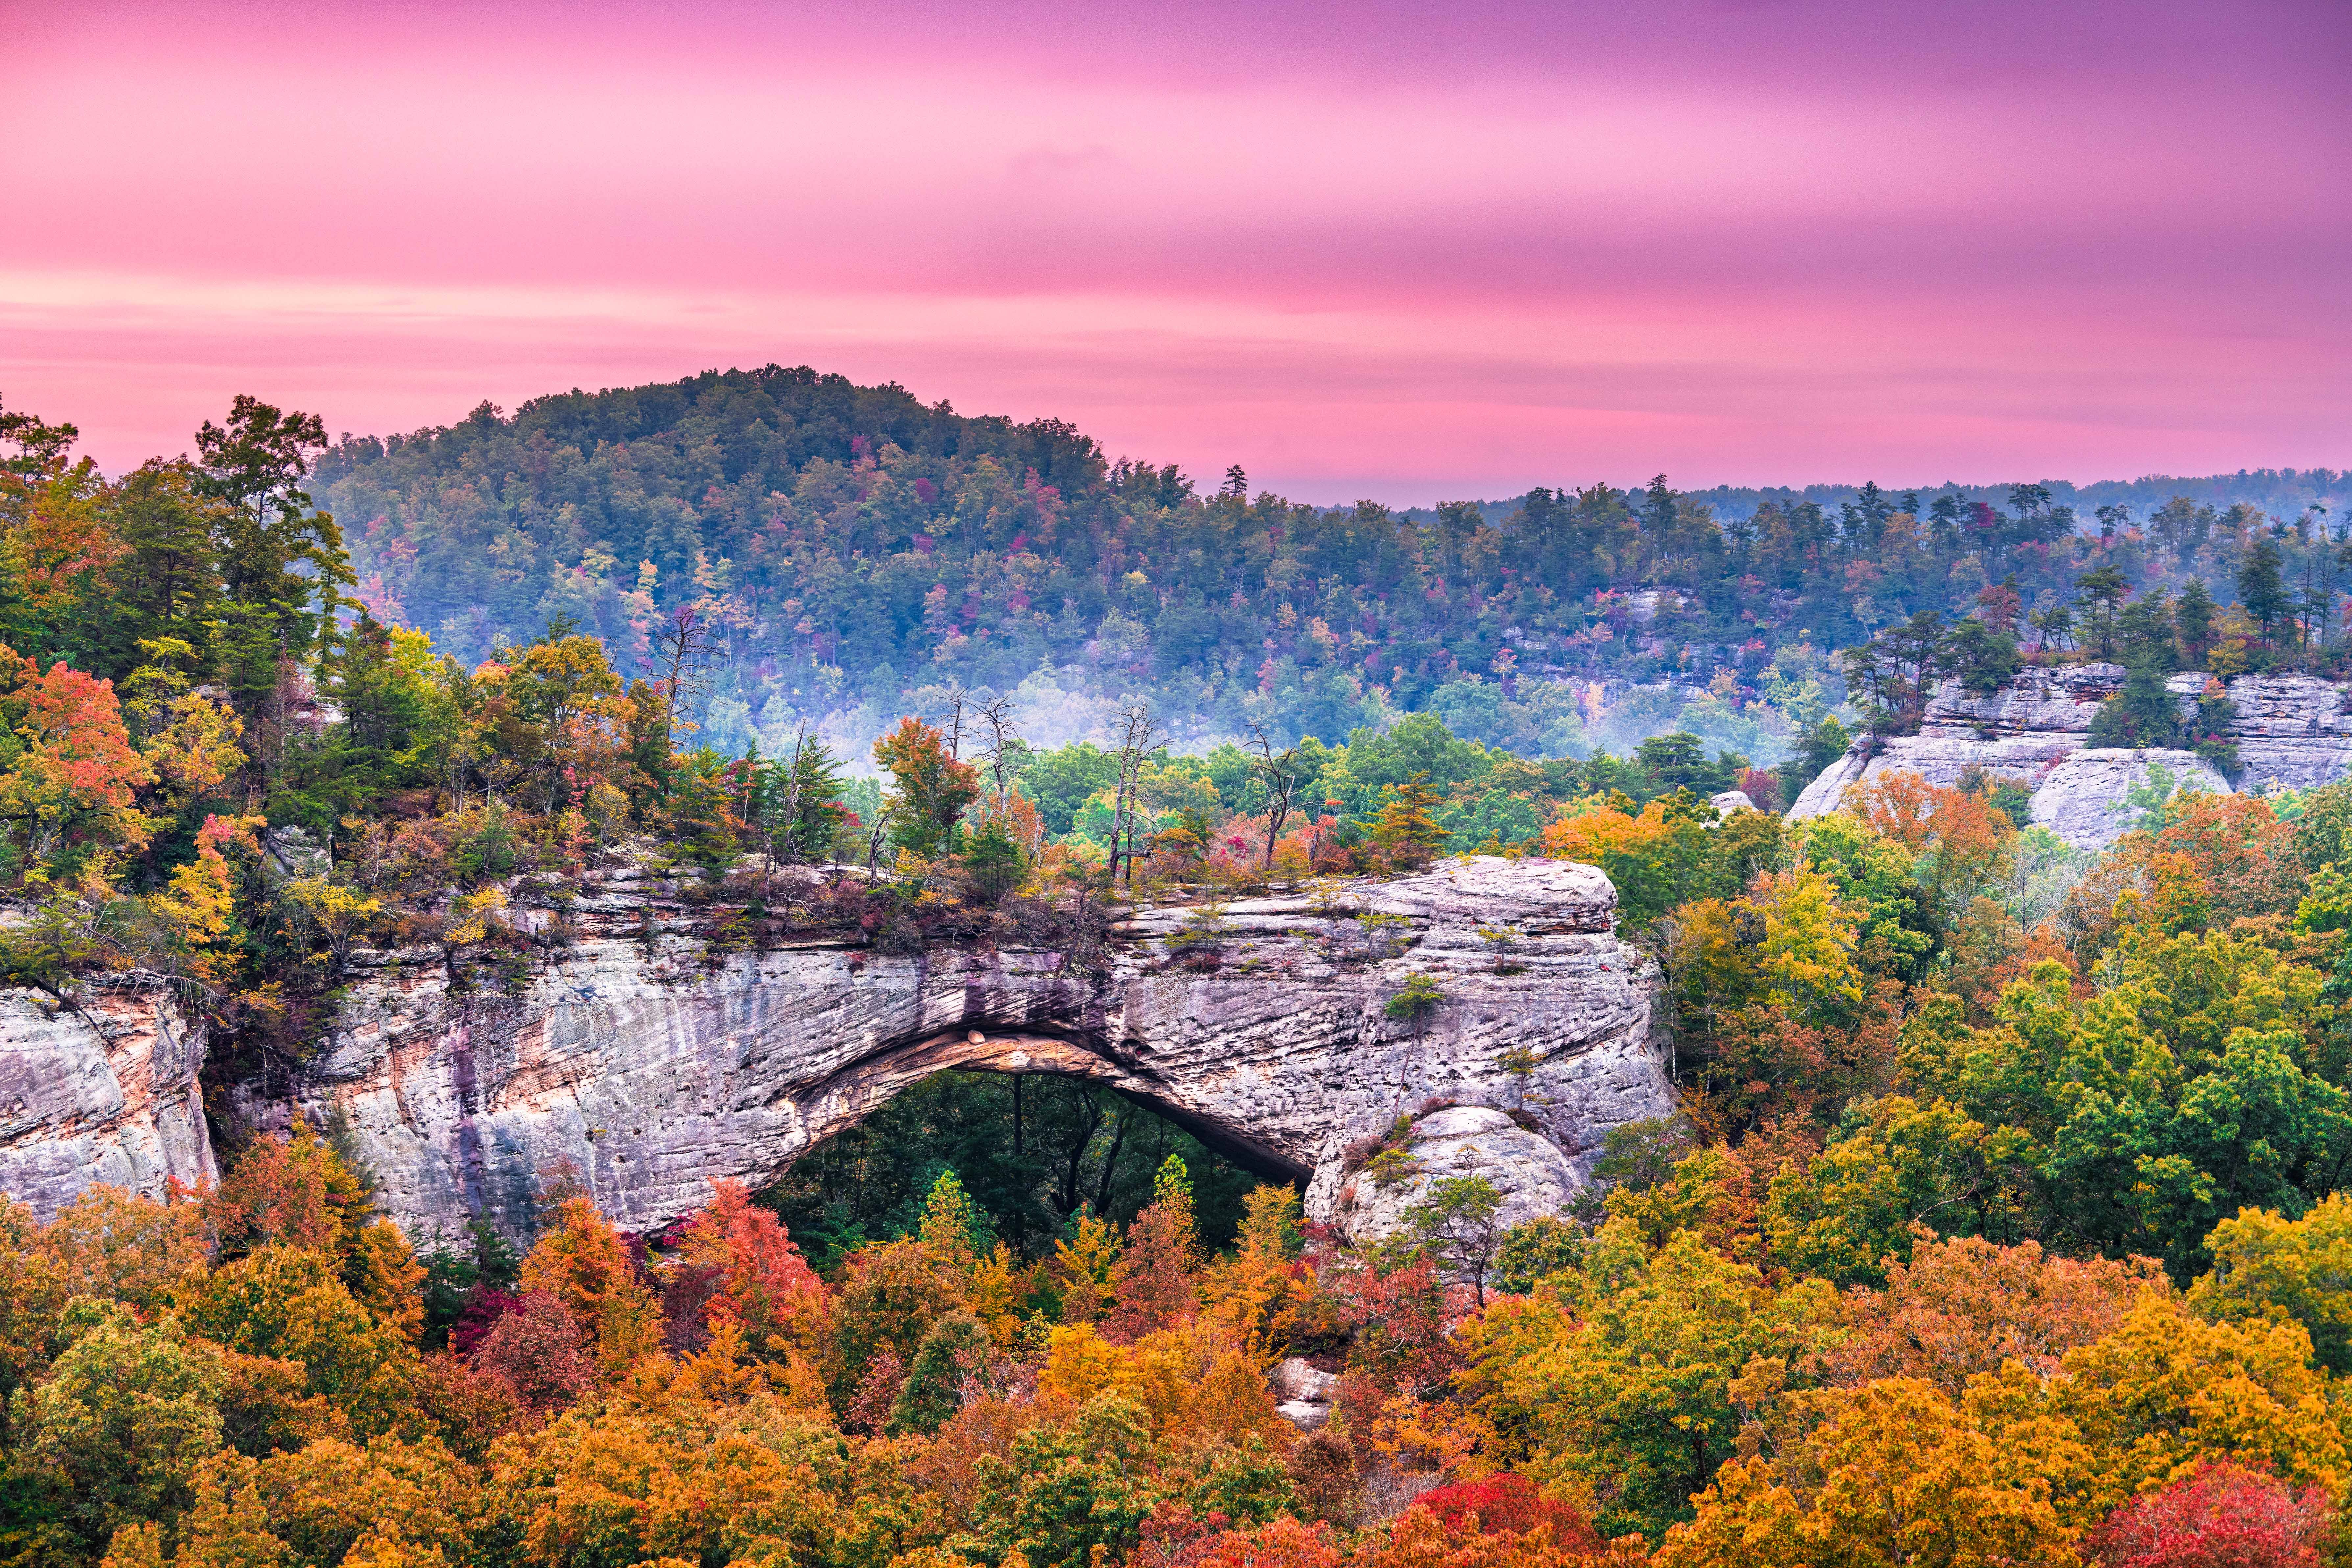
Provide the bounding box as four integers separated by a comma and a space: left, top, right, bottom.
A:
788, 1023, 1313, 1185
758, 1062, 1300, 1267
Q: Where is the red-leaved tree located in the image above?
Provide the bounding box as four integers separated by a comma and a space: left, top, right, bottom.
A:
1413, 1473, 1604, 1553
1106, 1158, 1201, 1343
2087, 1463, 2325, 1568
672, 1178, 827, 1358
473, 1290, 598, 1415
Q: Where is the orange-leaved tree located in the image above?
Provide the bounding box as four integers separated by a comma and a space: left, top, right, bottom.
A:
0, 650, 156, 877
1826, 1228, 2163, 1396
517, 1194, 663, 1376
1658, 1375, 2080, 1568
1106, 1156, 1200, 1343
1851, 770, 2018, 925
672, 1179, 828, 1360
873, 716, 979, 861
205, 1121, 373, 1263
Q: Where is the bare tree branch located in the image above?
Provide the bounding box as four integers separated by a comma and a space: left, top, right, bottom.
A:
1247, 720, 1306, 869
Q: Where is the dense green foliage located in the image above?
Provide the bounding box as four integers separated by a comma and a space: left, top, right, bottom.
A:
758, 1072, 1260, 1266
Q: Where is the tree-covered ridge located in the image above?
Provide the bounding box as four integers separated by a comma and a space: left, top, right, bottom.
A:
1418, 468, 2352, 534
0, 377, 1763, 1067
309, 366, 2348, 773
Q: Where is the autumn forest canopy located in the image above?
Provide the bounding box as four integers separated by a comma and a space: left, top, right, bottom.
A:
7, 371, 2352, 1568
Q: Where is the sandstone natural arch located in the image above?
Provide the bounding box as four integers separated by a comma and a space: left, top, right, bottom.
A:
0, 857, 1674, 1240
780, 1023, 1319, 1187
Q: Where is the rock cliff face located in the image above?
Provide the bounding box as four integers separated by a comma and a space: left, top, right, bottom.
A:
61, 854, 1653, 1240
0, 859, 1667, 1237
1791, 667, 2352, 849
0, 977, 214, 1218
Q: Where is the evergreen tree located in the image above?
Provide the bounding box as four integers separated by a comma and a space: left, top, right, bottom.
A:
1841, 612, 1949, 735
2239, 535, 2291, 650
1947, 619, 2022, 695
194, 397, 354, 698
885, 1311, 986, 1435
963, 819, 1023, 903
2116, 589, 2177, 671
750, 732, 850, 866
329, 614, 443, 794
2088, 666, 2182, 749
1369, 771, 1448, 868
2076, 564, 2130, 660
1635, 731, 1714, 792
111, 461, 224, 653
1776, 713, 1851, 801
2176, 579, 2218, 666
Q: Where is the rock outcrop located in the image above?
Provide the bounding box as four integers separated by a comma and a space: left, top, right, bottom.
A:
1791, 667, 2352, 849
0, 854, 1649, 1241
1270, 1357, 1339, 1430
0, 977, 214, 1218
1314, 1105, 1582, 1249
0, 858, 1668, 1238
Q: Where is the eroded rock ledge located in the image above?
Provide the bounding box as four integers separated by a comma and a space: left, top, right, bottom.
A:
0, 856, 1669, 1238
1791, 667, 2352, 848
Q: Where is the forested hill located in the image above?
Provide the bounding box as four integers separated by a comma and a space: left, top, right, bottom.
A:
312, 363, 2337, 767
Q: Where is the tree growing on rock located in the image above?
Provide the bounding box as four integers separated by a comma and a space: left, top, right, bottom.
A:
1369, 772, 1449, 869
1385, 973, 1445, 1039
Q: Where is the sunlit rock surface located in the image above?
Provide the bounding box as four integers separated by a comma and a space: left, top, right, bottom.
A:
1313, 1104, 1583, 1250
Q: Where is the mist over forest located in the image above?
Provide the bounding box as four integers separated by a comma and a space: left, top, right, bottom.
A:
10, 0, 2351, 1554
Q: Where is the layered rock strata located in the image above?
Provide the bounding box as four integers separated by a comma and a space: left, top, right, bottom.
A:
303, 855, 1668, 1238
1312, 1104, 1580, 1248
0, 856, 1667, 1238
1791, 667, 2352, 848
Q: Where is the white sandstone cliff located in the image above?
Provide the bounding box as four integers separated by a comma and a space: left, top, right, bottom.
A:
0, 857, 1672, 1241
292, 855, 1667, 1238
1790, 666, 2352, 849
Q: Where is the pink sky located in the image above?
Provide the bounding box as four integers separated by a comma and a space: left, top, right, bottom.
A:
2, 0, 2345, 503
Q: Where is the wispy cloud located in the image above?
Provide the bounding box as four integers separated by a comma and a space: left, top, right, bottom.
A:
2, 0, 2344, 499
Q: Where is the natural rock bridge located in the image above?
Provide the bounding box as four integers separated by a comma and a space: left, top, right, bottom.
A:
0, 857, 1672, 1241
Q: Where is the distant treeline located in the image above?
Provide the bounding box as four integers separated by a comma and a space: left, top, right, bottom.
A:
1404, 470, 2352, 529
